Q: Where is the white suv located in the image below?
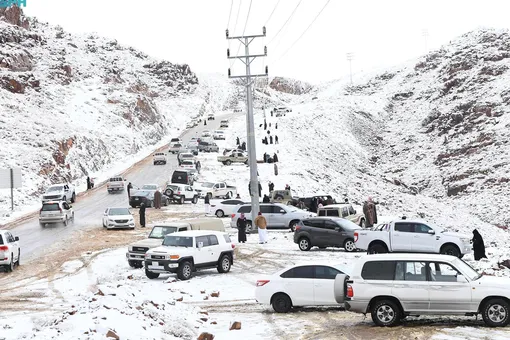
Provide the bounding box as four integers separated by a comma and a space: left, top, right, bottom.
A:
153, 152, 167, 165
39, 201, 74, 226
144, 230, 235, 280
165, 184, 199, 204
0, 230, 20, 272
335, 253, 510, 327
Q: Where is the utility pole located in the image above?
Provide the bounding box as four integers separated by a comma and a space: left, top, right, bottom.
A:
226, 27, 268, 229
422, 29, 429, 52
346, 52, 353, 85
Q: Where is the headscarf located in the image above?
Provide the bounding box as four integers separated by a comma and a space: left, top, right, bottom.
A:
258, 212, 262, 215
240, 213, 245, 219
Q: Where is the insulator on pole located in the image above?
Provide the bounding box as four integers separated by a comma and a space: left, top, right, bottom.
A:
226, 29, 229, 38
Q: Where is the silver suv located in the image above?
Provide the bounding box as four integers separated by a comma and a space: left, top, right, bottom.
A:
39, 201, 74, 226
230, 203, 314, 232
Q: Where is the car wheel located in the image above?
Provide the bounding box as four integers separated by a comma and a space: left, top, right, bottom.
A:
39, 222, 45, 227
7, 254, 14, 272
16, 250, 20, 266
440, 244, 461, 258
192, 196, 198, 204
145, 268, 160, 279
371, 299, 402, 327
298, 237, 311, 251
71, 192, 76, 203
215, 209, 225, 218
225, 160, 232, 166
177, 261, 193, 280
272, 293, 292, 313
289, 220, 299, 232
63, 217, 68, 226
217, 254, 231, 273
344, 239, 356, 252
482, 299, 510, 327
368, 243, 387, 254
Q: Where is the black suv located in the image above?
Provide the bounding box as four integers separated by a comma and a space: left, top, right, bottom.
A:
294, 217, 360, 252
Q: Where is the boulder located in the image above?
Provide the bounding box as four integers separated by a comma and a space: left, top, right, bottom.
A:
106, 330, 119, 339
197, 332, 214, 340
229, 321, 241, 330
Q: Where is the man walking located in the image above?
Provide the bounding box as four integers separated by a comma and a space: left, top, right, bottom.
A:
275, 135, 279, 144
255, 212, 268, 244
139, 202, 146, 228
86, 176, 91, 190
204, 194, 211, 215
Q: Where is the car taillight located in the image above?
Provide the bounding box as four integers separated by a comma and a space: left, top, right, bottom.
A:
231, 214, 236, 219
0, 246, 8, 251
256, 280, 270, 287
231, 244, 235, 249
347, 284, 354, 298
354, 231, 358, 242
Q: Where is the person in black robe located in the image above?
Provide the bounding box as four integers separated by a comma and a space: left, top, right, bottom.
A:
139, 202, 146, 228
264, 121, 267, 130
262, 194, 270, 203
269, 135, 273, 144
86, 177, 91, 190
236, 137, 240, 145
275, 123, 278, 129
268, 182, 274, 192
472, 229, 487, 261
275, 135, 279, 144
273, 153, 279, 163
127, 182, 133, 199
204, 120, 207, 126
237, 213, 247, 243
258, 182, 262, 197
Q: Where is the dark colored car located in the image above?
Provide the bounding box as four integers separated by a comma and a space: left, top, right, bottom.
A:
293, 217, 361, 252
129, 190, 170, 208
171, 170, 194, 186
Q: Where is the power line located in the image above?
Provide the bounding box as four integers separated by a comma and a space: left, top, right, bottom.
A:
264, 0, 281, 25
268, 0, 302, 46
226, 0, 234, 29
230, 0, 243, 68
273, 0, 331, 64
242, 0, 253, 36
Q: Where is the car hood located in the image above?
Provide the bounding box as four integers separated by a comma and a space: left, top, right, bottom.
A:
44, 191, 64, 196
130, 238, 163, 248
108, 214, 133, 220
477, 275, 510, 287
149, 246, 195, 255
441, 231, 471, 240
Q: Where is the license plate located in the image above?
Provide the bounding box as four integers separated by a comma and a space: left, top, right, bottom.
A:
168, 263, 178, 268
134, 198, 139, 200
152, 261, 158, 266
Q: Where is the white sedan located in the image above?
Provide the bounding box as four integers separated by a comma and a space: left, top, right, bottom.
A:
255, 263, 350, 313
102, 207, 135, 229
209, 199, 245, 218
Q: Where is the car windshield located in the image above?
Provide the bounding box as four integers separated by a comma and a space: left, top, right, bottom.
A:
163, 236, 193, 248
182, 154, 193, 158
47, 186, 63, 192
134, 190, 151, 197
182, 160, 193, 165
108, 208, 130, 215
42, 203, 60, 211
452, 257, 480, 281
142, 185, 157, 190
201, 182, 214, 188
149, 226, 178, 239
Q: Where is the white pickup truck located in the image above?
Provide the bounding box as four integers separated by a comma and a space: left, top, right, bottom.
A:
41, 183, 76, 203
354, 219, 472, 258
194, 181, 237, 199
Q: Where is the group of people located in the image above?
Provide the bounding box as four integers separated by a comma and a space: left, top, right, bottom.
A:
235, 137, 247, 151
236, 211, 268, 244
263, 152, 278, 163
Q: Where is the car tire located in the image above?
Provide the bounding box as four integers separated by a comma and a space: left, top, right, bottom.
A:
368, 243, 388, 254
215, 209, 224, 218
482, 298, 510, 327
145, 268, 160, 279
440, 244, 461, 258
344, 239, 356, 252
39, 222, 45, 227
192, 196, 198, 204
7, 254, 14, 272
71, 213, 75, 223
71, 192, 76, 203
371, 299, 402, 327
16, 250, 20, 266
177, 261, 193, 280
272, 293, 292, 313
179, 196, 185, 205
225, 160, 232, 166
298, 237, 311, 251
217, 254, 231, 273
289, 220, 299, 232
129, 260, 143, 269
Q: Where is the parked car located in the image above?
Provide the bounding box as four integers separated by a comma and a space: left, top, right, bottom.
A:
269, 189, 295, 205
194, 181, 237, 199
201, 130, 212, 138
107, 176, 125, 193
153, 152, 167, 165
288, 195, 337, 210
318, 204, 365, 227
255, 262, 350, 313
0, 230, 20, 272
126, 219, 225, 268
102, 207, 135, 229
217, 151, 248, 165
179, 159, 196, 171
42, 183, 76, 203
207, 114, 215, 120
220, 120, 229, 128
354, 219, 472, 258
171, 170, 195, 186
169, 143, 183, 154
213, 130, 225, 140
144, 230, 235, 280
209, 199, 245, 218
335, 253, 510, 327
170, 138, 182, 144
165, 183, 199, 204
177, 152, 196, 165
141, 184, 159, 191
129, 190, 170, 208
231, 203, 314, 232
198, 140, 219, 152
294, 217, 361, 252
223, 148, 245, 156
39, 201, 74, 226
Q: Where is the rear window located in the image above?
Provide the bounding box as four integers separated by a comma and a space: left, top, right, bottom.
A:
42, 203, 60, 211
238, 205, 251, 213
327, 209, 340, 217
223, 234, 231, 243
361, 261, 396, 280
0, 235, 3, 245
109, 177, 122, 182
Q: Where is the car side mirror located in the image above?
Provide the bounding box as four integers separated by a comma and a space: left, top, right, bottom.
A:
69, 205, 73, 209
280, 210, 286, 213
197, 242, 203, 249
457, 275, 468, 283
427, 230, 435, 235
15, 236, 19, 241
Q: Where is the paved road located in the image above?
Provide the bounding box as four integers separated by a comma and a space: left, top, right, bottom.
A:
8, 116, 227, 262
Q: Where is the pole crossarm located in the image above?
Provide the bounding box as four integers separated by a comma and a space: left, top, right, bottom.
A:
227, 33, 265, 40
228, 53, 266, 60
228, 73, 268, 79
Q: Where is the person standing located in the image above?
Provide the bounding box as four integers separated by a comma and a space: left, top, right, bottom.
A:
268, 181, 274, 193
274, 163, 278, 176
264, 121, 267, 130
362, 197, 378, 228
472, 229, 487, 261
139, 202, 146, 228
154, 189, 162, 209
285, 184, 291, 190
275, 135, 279, 144
237, 213, 247, 243
127, 182, 133, 199
262, 194, 270, 203
204, 194, 211, 215
86, 176, 91, 190
273, 153, 279, 163
236, 136, 240, 145
275, 122, 278, 129
269, 135, 273, 144
255, 212, 268, 244
258, 182, 262, 197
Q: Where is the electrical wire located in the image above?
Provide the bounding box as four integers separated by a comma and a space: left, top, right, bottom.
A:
226, 0, 234, 29
273, 0, 331, 65
264, 0, 281, 26
242, 0, 253, 36
229, 0, 243, 68
267, 0, 302, 46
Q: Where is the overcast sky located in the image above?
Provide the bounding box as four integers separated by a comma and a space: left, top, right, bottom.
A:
23, 0, 510, 84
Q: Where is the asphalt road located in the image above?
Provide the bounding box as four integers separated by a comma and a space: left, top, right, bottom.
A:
8, 116, 227, 262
